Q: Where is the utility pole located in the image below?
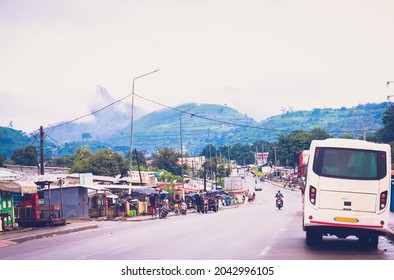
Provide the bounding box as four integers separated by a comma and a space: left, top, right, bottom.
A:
273, 146, 277, 167
40, 126, 44, 175
135, 149, 143, 186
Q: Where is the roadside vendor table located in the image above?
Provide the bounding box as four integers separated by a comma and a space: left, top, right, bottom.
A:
0, 211, 12, 231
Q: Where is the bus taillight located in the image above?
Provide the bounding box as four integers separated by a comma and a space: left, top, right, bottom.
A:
379, 191, 388, 210
309, 185, 316, 205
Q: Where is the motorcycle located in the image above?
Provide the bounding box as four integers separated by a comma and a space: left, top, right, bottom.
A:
180, 202, 187, 215
276, 198, 283, 210
159, 205, 168, 219
208, 197, 218, 212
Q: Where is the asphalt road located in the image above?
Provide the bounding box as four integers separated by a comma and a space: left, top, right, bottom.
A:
1, 180, 393, 260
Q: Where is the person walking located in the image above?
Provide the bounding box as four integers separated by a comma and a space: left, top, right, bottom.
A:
149, 194, 157, 216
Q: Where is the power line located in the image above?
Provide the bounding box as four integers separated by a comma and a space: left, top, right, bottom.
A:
133, 93, 381, 135
35, 86, 383, 141
133, 93, 289, 132
45, 134, 64, 147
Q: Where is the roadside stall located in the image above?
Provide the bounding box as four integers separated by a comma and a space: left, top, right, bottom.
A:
129, 187, 157, 215
227, 189, 249, 204
0, 180, 37, 231
14, 177, 66, 227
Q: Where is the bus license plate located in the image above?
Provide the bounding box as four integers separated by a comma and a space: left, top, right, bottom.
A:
334, 216, 359, 223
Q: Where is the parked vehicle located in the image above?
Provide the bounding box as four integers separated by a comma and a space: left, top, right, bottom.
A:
208, 196, 219, 212
180, 202, 187, 215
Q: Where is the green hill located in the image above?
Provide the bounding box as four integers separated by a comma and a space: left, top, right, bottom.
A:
0, 127, 33, 158
107, 103, 258, 155
0, 102, 391, 159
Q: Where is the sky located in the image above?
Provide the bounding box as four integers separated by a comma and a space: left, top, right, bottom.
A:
1, 0, 394, 133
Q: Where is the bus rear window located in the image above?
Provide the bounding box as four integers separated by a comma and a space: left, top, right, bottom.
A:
312, 147, 387, 180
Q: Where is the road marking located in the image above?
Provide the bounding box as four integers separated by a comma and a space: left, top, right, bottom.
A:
194, 226, 207, 231
260, 246, 271, 256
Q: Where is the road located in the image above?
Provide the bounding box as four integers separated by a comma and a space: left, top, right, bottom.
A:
0, 179, 393, 260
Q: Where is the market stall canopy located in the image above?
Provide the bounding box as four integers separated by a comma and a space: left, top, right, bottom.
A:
0, 180, 37, 194
130, 187, 157, 196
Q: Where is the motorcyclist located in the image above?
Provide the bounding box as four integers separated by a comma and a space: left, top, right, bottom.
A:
275, 190, 284, 208
275, 190, 284, 199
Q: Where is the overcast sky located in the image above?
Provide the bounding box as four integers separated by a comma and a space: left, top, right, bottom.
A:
1, 0, 394, 133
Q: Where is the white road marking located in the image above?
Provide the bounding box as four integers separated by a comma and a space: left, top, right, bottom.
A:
194, 226, 207, 231
260, 246, 271, 256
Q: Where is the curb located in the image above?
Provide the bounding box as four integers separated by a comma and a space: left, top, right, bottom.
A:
9, 224, 99, 243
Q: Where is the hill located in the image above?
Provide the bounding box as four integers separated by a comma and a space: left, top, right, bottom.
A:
242, 102, 389, 142
0, 127, 32, 158
107, 103, 258, 155
0, 102, 391, 159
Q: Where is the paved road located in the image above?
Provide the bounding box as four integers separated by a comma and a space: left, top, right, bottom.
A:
1, 181, 393, 260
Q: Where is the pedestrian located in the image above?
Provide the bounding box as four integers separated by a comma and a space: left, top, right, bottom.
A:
149, 194, 157, 216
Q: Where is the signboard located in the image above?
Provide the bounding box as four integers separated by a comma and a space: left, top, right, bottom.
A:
224, 176, 243, 190
80, 173, 94, 185
256, 152, 269, 166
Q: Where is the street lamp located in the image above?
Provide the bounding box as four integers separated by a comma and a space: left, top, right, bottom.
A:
130, 69, 161, 185
180, 104, 199, 199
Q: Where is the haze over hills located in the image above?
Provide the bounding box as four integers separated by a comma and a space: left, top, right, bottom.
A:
45, 86, 148, 144
0, 95, 390, 159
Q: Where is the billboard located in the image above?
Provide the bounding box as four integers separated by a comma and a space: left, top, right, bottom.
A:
256, 152, 269, 166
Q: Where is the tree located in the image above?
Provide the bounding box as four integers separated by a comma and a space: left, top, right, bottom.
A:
127, 149, 147, 167
0, 152, 6, 167
70, 146, 94, 174
91, 149, 129, 177
200, 144, 217, 158
309, 127, 332, 140
70, 146, 129, 177
47, 154, 75, 168
276, 128, 331, 167
158, 170, 182, 185
376, 105, 394, 143
153, 147, 182, 176
11, 145, 38, 166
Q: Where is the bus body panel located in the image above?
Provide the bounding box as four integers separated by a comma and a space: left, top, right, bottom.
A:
303, 139, 391, 242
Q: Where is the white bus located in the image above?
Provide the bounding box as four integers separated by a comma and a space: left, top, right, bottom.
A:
303, 138, 391, 248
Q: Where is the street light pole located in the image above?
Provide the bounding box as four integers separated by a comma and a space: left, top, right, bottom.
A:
180, 104, 199, 199
130, 69, 161, 185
